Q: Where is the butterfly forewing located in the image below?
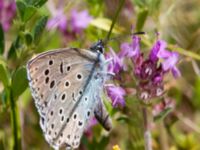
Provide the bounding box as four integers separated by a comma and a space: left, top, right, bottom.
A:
27, 48, 97, 112
27, 48, 104, 149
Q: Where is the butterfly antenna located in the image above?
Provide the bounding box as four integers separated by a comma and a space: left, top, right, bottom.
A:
108, 31, 145, 42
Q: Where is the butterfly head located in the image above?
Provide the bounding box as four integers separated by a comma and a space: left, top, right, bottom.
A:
90, 40, 105, 54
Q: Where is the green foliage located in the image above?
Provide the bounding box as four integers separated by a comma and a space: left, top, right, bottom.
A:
84, 136, 110, 150
11, 67, 28, 99
24, 0, 48, 8
192, 77, 200, 109
153, 107, 173, 122
25, 32, 33, 46
32, 16, 48, 44
16, 1, 37, 22
0, 64, 10, 88
0, 24, 4, 55
136, 8, 148, 31
132, 0, 147, 8
7, 36, 21, 60
16, 0, 47, 23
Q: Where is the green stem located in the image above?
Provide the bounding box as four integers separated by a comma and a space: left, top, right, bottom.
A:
105, 0, 125, 41
142, 107, 152, 150
10, 90, 21, 150
158, 121, 169, 150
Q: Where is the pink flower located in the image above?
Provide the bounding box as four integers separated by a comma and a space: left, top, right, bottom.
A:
106, 84, 126, 107
160, 52, 181, 78
106, 47, 126, 75
0, 0, 16, 31
120, 35, 181, 102
119, 36, 141, 59
47, 5, 93, 35
47, 9, 67, 32
149, 40, 181, 78
149, 40, 167, 62
70, 10, 93, 33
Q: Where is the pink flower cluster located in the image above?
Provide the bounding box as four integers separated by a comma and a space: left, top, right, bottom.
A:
47, 9, 93, 34
0, 0, 16, 31
106, 35, 181, 106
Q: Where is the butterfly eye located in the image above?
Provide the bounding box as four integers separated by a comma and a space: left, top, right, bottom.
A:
90, 40, 104, 53
97, 46, 104, 53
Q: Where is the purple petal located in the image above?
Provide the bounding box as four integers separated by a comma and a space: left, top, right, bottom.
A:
131, 36, 141, 57
171, 66, 181, 78
119, 36, 141, 59
119, 43, 132, 58
0, 0, 3, 10
106, 85, 126, 107
150, 40, 167, 62
47, 10, 67, 32
153, 75, 163, 84
157, 49, 171, 59
71, 10, 93, 32
107, 48, 126, 74
162, 52, 179, 71
0, 0, 16, 31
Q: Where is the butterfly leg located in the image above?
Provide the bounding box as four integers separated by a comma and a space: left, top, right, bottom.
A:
94, 97, 112, 131
96, 71, 115, 81
104, 57, 113, 65
106, 72, 115, 79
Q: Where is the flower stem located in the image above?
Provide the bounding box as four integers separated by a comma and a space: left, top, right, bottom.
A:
10, 91, 21, 150
142, 107, 152, 150
158, 121, 169, 150
105, 0, 125, 41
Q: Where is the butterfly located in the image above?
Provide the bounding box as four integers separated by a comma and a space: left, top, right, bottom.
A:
26, 40, 112, 149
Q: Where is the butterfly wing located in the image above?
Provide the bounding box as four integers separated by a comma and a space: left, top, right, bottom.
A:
27, 48, 107, 149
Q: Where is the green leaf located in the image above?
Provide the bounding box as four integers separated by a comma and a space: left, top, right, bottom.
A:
153, 107, 173, 122
24, 0, 47, 8
7, 36, 21, 59
136, 8, 149, 31
149, 0, 162, 15
11, 67, 28, 99
192, 77, 200, 108
0, 24, 4, 55
7, 43, 17, 59
33, 16, 48, 44
23, 5, 37, 22
16, 1, 26, 21
1, 88, 10, 108
116, 116, 129, 123
16, 1, 36, 22
34, 0, 48, 8
25, 32, 33, 45
98, 136, 109, 150
133, 0, 147, 7
0, 64, 10, 87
